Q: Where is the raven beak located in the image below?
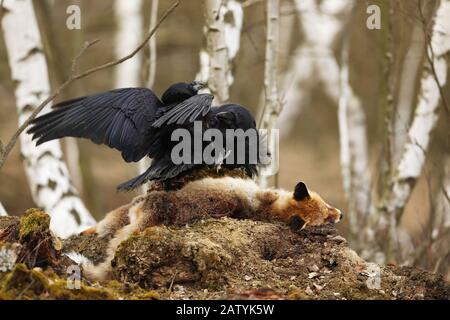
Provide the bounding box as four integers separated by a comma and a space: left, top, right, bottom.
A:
192, 81, 207, 91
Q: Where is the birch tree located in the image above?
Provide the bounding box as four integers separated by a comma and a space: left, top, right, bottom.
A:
1, 0, 96, 237
146, 0, 158, 90
114, 0, 143, 88
139, 0, 159, 192
393, 24, 426, 165
433, 157, 450, 240
258, 0, 281, 188
197, 0, 243, 104
338, 38, 372, 236
376, 0, 450, 261
33, 0, 85, 194
114, 0, 145, 190
0, 202, 7, 216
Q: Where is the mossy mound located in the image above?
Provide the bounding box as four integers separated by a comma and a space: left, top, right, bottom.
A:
19, 209, 51, 242
0, 263, 159, 300
1, 211, 449, 300
0, 211, 159, 300
0, 263, 115, 300
108, 218, 449, 299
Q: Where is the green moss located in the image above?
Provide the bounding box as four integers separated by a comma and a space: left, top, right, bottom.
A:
287, 285, 310, 300
19, 209, 50, 242
0, 264, 48, 299
130, 291, 160, 300
0, 263, 119, 300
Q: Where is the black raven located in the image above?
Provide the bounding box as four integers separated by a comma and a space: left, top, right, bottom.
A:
27, 81, 266, 191
27, 81, 208, 162
121, 103, 263, 191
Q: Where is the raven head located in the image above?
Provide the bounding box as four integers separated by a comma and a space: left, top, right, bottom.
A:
162, 81, 206, 105
190, 80, 207, 93
214, 104, 256, 130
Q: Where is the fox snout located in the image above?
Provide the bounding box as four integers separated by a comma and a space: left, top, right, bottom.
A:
326, 207, 343, 224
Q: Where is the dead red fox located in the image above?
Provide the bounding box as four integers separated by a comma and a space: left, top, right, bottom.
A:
76, 177, 342, 281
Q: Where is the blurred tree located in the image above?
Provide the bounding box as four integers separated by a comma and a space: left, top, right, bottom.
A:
114, 0, 143, 88
0, 0, 96, 237
114, 0, 145, 191
139, 0, 159, 193
277, 0, 371, 236
375, 0, 450, 263
33, 0, 103, 215
258, 0, 281, 188
393, 24, 426, 165
338, 24, 371, 241
197, 0, 243, 104
0, 202, 7, 216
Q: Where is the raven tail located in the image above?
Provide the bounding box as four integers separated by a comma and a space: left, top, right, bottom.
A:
116, 166, 154, 192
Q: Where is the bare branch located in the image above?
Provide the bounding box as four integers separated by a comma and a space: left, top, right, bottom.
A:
71, 39, 100, 74
0, 0, 179, 169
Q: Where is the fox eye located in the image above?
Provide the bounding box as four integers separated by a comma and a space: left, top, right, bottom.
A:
289, 215, 305, 231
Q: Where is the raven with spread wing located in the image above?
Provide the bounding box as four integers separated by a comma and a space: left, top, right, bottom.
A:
27, 81, 267, 191
28, 81, 208, 162
121, 103, 265, 191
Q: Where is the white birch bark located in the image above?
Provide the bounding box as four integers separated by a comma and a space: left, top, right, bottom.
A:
258, 0, 281, 188
139, 0, 158, 192
114, 0, 143, 88
114, 0, 145, 190
393, 25, 425, 165
146, 0, 158, 90
197, 0, 243, 104
432, 156, 450, 240
0, 202, 7, 216
338, 39, 371, 235
383, 0, 450, 220
65, 137, 83, 192
1, 0, 96, 238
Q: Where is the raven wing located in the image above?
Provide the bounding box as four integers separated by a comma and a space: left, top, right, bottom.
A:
116, 151, 195, 191
152, 93, 213, 128
27, 88, 162, 162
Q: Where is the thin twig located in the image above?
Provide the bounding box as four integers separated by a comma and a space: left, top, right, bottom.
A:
71, 39, 100, 74
0, 0, 179, 169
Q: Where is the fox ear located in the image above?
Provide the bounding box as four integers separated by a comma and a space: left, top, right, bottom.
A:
294, 182, 310, 201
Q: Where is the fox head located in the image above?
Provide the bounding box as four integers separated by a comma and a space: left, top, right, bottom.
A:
284, 182, 343, 231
